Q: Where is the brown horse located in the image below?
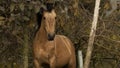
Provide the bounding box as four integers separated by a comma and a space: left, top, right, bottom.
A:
33, 3, 76, 68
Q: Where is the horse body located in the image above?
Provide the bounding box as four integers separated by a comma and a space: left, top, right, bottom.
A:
33, 26, 76, 68
33, 3, 76, 68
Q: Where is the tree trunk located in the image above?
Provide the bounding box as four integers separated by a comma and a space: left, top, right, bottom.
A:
73, 0, 79, 16
84, 0, 101, 68
78, 50, 83, 68
23, 28, 29, 68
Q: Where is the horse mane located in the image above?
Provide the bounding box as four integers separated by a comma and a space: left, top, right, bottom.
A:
36, 12, 42, 30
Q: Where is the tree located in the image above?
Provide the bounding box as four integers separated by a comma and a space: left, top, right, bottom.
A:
84, 0, 101, 68
23, 28, 29, 68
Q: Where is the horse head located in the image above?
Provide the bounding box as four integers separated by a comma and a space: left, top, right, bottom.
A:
40, 3, 56, 41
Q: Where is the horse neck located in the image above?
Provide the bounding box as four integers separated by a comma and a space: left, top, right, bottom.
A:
36, 21, 48, 43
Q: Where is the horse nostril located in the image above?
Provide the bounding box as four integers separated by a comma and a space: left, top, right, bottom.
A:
48, 33, 55, 41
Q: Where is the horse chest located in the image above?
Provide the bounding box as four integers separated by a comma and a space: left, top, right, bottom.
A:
39, 49, 49, 62
39, 43, 55, 63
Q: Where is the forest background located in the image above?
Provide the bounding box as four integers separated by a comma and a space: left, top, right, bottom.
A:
0, 0, 120, 68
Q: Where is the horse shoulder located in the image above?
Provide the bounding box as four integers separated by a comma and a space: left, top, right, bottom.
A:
55, 35, 75, 54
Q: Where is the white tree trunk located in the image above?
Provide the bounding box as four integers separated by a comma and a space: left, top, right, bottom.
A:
78, 50, 83, 68
84, 0, 101, 68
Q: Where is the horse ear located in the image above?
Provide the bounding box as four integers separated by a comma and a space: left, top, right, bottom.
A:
39, 4, 47, 14
39, 7, 44, 14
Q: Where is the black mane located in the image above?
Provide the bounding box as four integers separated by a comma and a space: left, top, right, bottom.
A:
46, 3, 54, 12
36, 12, 42, 30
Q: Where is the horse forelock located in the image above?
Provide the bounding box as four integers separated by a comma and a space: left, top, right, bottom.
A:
46, 3, 54, 12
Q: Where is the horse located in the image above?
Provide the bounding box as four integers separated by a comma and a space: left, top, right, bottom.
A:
33, 3, 76, 68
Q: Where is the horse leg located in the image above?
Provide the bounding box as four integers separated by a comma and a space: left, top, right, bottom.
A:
68, 55, 76, 68
34, 59, 42, 68
49, 56, 56, 68
68, 60, 76, 68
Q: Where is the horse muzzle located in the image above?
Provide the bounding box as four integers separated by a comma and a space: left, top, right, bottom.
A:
48, 33, 55, 41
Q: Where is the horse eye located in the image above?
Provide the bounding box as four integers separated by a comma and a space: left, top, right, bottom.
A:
55, 17, 57, 19
43, 17, 46, 20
